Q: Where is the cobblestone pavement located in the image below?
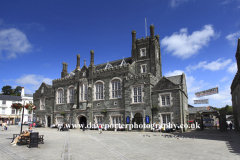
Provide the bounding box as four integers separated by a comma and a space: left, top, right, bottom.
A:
1, 125, 240, 160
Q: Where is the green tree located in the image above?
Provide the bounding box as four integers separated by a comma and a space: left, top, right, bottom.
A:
1, 85, 14, 95
14, 86, 22, 96
215, 105, 233, 115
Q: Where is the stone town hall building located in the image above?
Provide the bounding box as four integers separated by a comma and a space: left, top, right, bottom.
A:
33, 25, 189, 131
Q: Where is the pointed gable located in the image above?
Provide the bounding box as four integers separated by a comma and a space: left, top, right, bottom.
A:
120, 57, 127, 66
152, 76, 179, 91
105, 62, 113, 69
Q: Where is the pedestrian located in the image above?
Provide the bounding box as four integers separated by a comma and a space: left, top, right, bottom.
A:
99, 124, 102, 134
82, 122, 85, 132
2, 122, 5, 131
176, 122, 180, 133
229, 123, 233, 130
18, 121, 21, 128
33, 122, 36, 128
4, 123, 7, 131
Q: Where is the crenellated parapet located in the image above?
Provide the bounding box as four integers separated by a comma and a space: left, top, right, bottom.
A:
53, 75, 75, 84
124, 73, 158, 82
93, 63, 130, 74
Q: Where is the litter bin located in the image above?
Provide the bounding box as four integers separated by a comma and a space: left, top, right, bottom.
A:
28, 132, 39, 148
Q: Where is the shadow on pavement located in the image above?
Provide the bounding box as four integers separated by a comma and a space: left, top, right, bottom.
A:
170, 129, 240, 155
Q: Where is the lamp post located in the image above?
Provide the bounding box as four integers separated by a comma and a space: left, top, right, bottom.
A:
20, 101, 25, 134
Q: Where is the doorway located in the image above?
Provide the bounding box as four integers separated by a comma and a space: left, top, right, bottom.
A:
133, 113, 143, 129
47, 116, 51, 127
79, 116, 87, 129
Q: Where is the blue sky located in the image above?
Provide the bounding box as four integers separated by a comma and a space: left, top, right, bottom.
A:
0, 0, 239, 108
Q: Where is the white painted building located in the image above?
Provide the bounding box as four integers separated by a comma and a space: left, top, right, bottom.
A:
0, 87, 33, 125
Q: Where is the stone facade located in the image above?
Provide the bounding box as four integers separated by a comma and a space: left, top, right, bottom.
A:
33, 25, 189, 131
231, 38, 240, 131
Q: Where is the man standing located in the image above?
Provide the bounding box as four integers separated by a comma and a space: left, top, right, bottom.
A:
82, 122, 85, 132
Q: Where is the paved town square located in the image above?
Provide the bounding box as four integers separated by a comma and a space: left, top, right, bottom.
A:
0, 125, 240, 160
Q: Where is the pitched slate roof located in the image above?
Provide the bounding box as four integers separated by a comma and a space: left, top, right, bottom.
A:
166, 75, 182, 85
0, 95, 21, 101
45, 84, 52, 88
95, 57, 132, 70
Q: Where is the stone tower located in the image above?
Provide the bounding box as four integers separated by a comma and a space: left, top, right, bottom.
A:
131, 25, 162, 79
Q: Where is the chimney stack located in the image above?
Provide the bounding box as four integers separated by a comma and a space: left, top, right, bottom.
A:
76, 54, 80, 70
131, 30, 136, 50
21, 87, 25, 97
90, 50, 94, 66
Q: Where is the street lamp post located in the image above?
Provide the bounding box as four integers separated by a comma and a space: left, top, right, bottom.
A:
20, 101, 25, 134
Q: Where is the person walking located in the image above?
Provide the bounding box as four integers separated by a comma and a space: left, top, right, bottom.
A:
33, 122, 36, 128
2, 122, 5, 131
99, 124, 102, 134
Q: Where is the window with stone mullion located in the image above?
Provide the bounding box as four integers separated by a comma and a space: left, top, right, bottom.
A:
58, 90, 63, 104
162, 114, 170, 124
96, 83, 103, 100
161, 95, 170, 106
80, 86, 83, 101
40, 98, 45, 110
138, 87, 142, 102
133, 86, 142, 103
69, 88, 74, 103
84, 85, 88, 101
112, 80, 121, 98
112, 116, 121, 124
97, 117, 102, 124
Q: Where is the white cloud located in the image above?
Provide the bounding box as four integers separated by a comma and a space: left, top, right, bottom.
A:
15, 74, 52, 86
161, 25, 216, 59
226, 31, 240, 46
227, 62, 237, 74
170, 0, 188, 7
190, 84, 232, 107
13, 74, 52, 93
220, 0, 232, 5
0, 28, 32, 59
164, 69, 207, 93
220, 76, 230, 82
207, 86, 230, 101
186, 58, 232, 71
164, 70, 184, 77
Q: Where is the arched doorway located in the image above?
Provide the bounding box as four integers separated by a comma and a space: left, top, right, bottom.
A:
79, 116, 87, 129
47, 116, 51, 127
133, 113, 143, 129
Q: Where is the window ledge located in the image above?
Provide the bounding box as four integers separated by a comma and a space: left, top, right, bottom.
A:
109, 98, 122, 100
159, 105, 172, 107
130, 102, 145, 105
93, 99, 104, 101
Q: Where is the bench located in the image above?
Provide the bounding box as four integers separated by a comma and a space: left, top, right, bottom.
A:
12, 133, 44, 145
